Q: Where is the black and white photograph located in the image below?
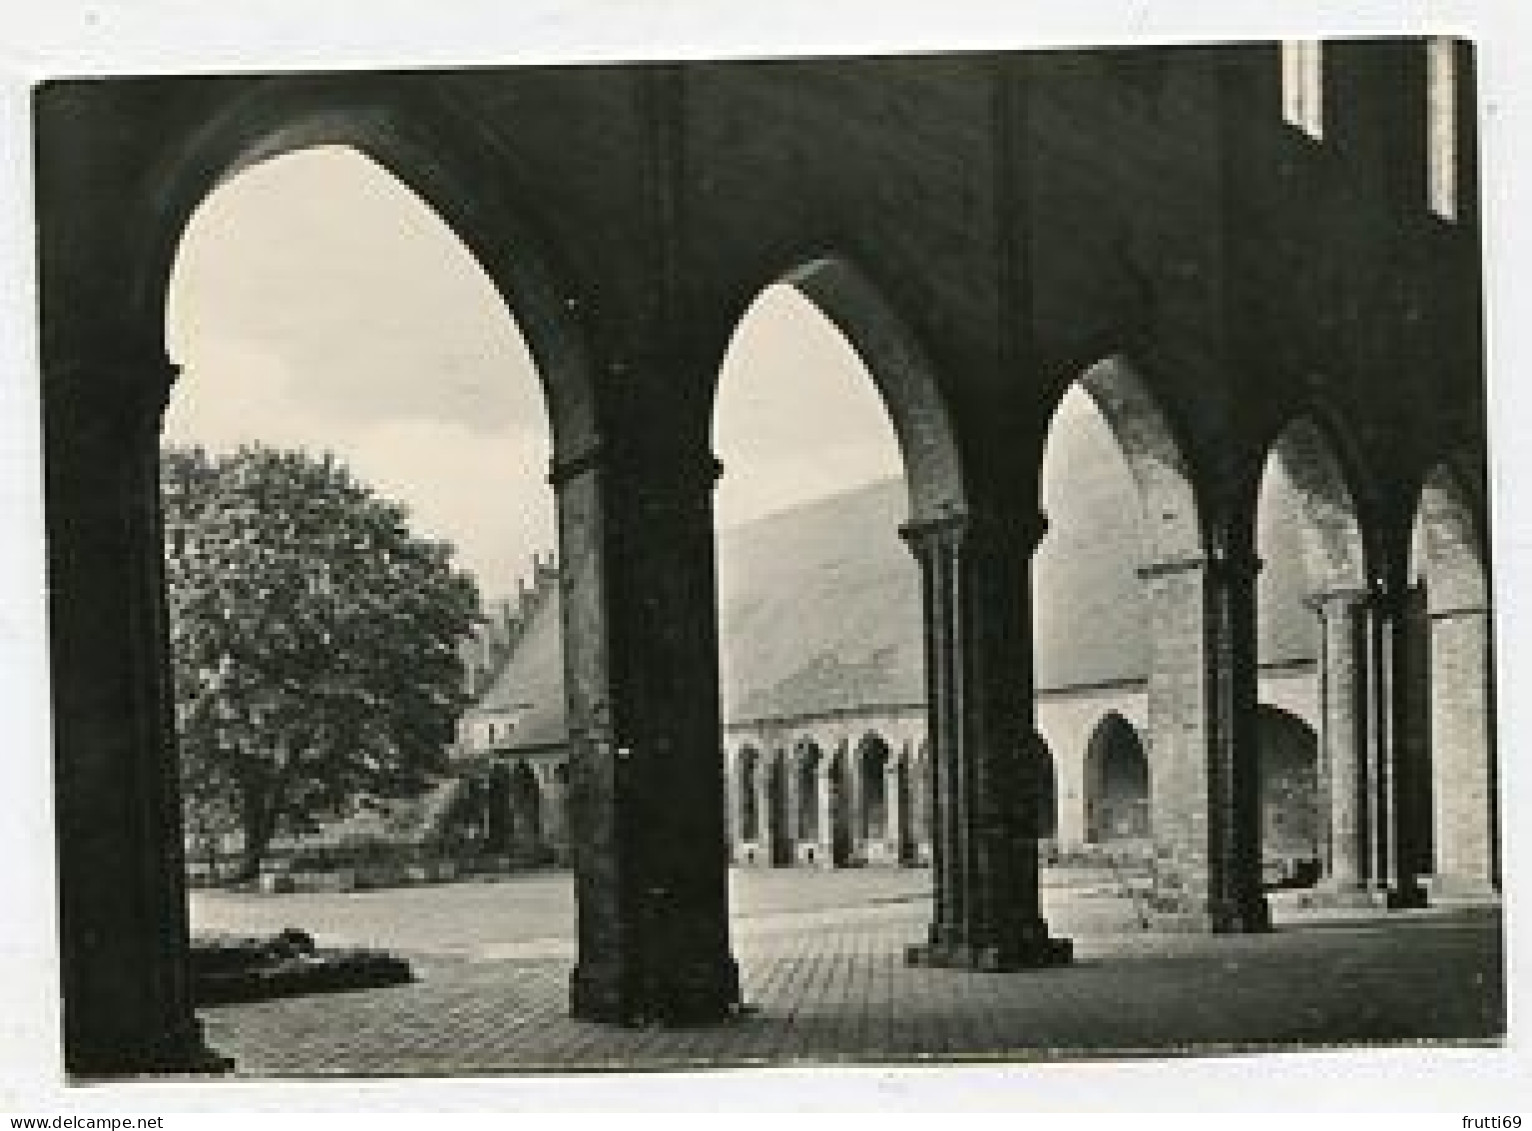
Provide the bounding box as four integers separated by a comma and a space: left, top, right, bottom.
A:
0, 1, 1524, 1116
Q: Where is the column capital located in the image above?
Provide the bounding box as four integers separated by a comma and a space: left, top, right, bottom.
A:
1427, 603, 1491, 623
1304, 585, 1373, 615
1205, 547, 1264, 582
898, 506, 1048, 561
548, 439, 722, 496
1136, 550, 1265, 583
45, 344, 182, 441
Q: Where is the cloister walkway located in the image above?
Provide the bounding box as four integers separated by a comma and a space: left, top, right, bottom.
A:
190, 872, 1502, 1076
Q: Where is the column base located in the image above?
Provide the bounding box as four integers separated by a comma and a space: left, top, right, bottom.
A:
67, 1016, 232, 1079
1421, 873, 1501, 906
905, 929, 1073, 971
1297, 880, 1394, 910
570, 953, 742, 1027
1146, 888, 1271, 933
1386, 881, 1430, 910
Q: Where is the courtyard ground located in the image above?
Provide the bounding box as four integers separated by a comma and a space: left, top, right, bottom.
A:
188, 868, 1503, 1076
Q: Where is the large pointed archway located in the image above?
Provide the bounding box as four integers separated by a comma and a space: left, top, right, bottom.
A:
1039, 357, 1265, 930
1409, 463, 1496, 898
41, 95, 603, 1068
1258, 413, 1381, 902
1083, 712, 1151, 845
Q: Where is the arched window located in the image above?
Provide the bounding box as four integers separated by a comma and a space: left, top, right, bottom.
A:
738, 748, 761, 842
857, 735, 891, 841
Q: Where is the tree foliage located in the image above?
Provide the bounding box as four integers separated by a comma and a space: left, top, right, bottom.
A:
162, 444, 481, 880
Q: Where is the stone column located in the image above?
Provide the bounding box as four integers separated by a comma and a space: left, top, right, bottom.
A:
1428, 601, 1497, 898
1370, 583, 1427, 908
785, 748, 806, 862
884, 759, 903, 862
46, 347, 226, 1075
554, 442, 739, 1024
1309, 587, 1387, 903
901, 510, 1071, 970
816, 759, 835, 868
753, 754, 773, 863
1137, 550, 1268, 931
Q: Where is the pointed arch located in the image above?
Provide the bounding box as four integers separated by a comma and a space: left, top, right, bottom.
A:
713, 255, 968, 525
508, 760, 544, 860
767, 748, 793, 867
1058, 355, 1205, 563
1410, 462, 1489, 612
855, 732, 893, 842
1084, 712, 1151, 843
1262, 412, 1372, 592
128, 82, 598, 456
1256, 704, 1320, 876
1034, 737, 1059, 841
794, 739, 824, 847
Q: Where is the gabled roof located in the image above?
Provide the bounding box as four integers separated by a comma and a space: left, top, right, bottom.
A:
465, 573, 566, 752
469, 435, 1316, 749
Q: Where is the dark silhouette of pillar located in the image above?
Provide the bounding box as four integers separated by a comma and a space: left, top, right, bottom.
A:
554, 440, 740, 1024
45, 345, 227, 1074
901, 509, 1071, 970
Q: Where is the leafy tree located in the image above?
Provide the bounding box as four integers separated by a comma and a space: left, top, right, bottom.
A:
162, 444, 481, 882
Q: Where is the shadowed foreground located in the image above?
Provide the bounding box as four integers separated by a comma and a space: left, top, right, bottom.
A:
191, 871, 1502, 1075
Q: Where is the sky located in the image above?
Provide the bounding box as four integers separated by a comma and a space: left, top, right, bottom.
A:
164, 146, 905, 599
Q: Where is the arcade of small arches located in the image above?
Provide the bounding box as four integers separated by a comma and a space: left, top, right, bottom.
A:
35, 44, 1492, 1075
458, 757, 571, 867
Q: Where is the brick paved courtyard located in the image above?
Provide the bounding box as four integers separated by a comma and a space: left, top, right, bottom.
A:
190, 871, 1503, 1076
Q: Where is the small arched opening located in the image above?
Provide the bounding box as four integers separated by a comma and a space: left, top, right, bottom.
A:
737, 746, 763, 845
767, 749, 794, 867
508, 760, 544, 864
795, 741, 824, 862
1084, 712, 1151, 844
1035, 738, 1059, 844
1256, 704, 1320, 887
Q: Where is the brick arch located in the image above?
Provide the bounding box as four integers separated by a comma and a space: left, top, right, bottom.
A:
1410, 462, 1489, 612
1050, 355, 1205, 563
1262, 413, 1372, 593
711, 255, 968, 525
793, 738, 826, 849
1408, 461, 1497, 895
766, 748, 794, 867
1084, 711, 1151, 844
508, 759, 544, 858
126, 81, 599, 457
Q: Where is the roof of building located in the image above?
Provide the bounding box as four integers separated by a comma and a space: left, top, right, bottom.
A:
467, 567, 567, 751
468, 404, 1317, 750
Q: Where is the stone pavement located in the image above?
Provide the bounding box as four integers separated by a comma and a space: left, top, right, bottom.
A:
192, 874, 1503, 1077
